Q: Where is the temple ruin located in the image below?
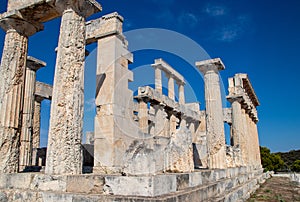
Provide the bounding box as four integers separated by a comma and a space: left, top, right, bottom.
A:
0, 0, 270, 201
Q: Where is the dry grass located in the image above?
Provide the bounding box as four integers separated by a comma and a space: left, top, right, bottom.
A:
247, 177, 300, 202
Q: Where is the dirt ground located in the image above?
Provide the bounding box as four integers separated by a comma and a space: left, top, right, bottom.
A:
247, 176, 300, 202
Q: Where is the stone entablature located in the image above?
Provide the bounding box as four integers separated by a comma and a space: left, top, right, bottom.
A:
227, 73, 259, 123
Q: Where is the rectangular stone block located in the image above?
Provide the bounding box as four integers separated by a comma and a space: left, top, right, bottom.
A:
104, 175, 176, 197
30, 174, 67, 192
6, 173, 34, 189
189, 171, 203, 187
66, 175, 105, 194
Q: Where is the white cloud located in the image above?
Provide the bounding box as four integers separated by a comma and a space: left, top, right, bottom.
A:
155, 10, 199, 30
216, 15, 252, 42
205, 4, 227, 16
178, 12, 199, 28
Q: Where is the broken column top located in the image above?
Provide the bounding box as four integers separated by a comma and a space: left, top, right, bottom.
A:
27, 56, 46, 71
151, 58, 185, 85
196, 58, 225, 73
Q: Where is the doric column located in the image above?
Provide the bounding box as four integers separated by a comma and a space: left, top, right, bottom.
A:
31, 97, 43, 166
138, 99, 148, 133
19, 57, 45, 171
252, 120, 261, 167
45, 0, 101, 175
227, 96, 245, 166
167, 74, 175, 100
241, 109, 250, 165
154, 67, 162, 94
196, 58, 227, 169
32, 98, 42, 150
0, 16, 42, 173
178, 82, 185, 104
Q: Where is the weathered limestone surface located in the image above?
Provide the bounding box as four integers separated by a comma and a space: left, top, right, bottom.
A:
152, 58, 186, 102
86, 12, 122, 44
32, 82, 52, 166
227, 74, 261, 167
196, 58, 227, 169
165, 127, 194, 172
45, 0, 101, 175
0, 167, 271, 201
0, 14, 41, 173
19, 57, 45, 171
93, 14, 135, 173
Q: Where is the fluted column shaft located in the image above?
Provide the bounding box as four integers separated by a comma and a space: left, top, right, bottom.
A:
229, 97, 245, 166
178, 83, 185, 104
167, 74, 175, 100
155, 67, 162, 94
0, 29, 28, 173
31, 98, 42, 166
19, 66, 36, 170
32, 99, 42, 150
197, 59, 227, 169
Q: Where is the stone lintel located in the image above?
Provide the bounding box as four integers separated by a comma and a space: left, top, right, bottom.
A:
35, 81, 52, 100
135, 86, 200, 122
152, 58, 185, 85
5, 0, 61, 23
230, 73, 260, 107
196, 58, 225, 74
240, 74, 260, 107
0, 11, 43, 36
26, 56, 46, 71
86, 12, 123, 45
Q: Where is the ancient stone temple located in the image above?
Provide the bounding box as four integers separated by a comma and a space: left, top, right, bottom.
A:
0, 0, 270, 201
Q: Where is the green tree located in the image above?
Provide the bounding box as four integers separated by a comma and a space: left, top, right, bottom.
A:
292, 160, 300, 172
260, 146, 284, 172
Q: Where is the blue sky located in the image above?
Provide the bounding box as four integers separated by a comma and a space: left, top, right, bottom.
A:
0, 0, 299, 152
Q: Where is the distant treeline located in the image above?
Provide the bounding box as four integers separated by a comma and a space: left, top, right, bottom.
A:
260, 147, 300, 173
275, 149, 300, 172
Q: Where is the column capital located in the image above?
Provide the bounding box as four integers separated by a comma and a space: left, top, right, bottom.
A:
196, 58, 225, 75
35, 95, 45, 103
54, 0, 102, 18
0, 11, 43, 36
26, 56, 46, 71
176, 80, 185, 86
226, 95, 244, 104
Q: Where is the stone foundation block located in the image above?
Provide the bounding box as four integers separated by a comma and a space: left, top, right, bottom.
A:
104, 175, 176, 196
